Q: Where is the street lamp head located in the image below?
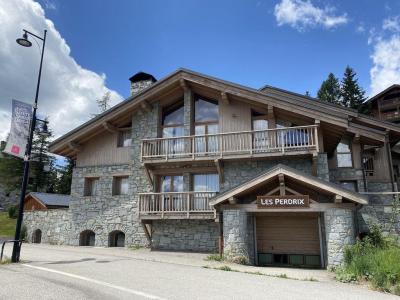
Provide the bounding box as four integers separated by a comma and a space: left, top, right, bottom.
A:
16, 32, 32, 47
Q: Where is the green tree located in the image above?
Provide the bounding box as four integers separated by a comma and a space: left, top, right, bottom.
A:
317, 73, 341, 105
55, 158, 74, 194
30, 119, 57, 192
0, 136, 24, 195
92, 91, 111, 117
340, 66, 366, 111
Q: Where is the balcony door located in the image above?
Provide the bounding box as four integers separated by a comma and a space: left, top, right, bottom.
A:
193, 174, 219, 210
252, 111, 269, 152
194, 97, 219, 155
162, 102, 185, 157
161, 175, 184, 211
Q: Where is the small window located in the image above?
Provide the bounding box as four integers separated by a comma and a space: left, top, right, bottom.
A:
340, 181, 358, 192
113, 176, 129, 195
84, 177, 99, 196
337, 138, 353, 168
118, 130, 132, 147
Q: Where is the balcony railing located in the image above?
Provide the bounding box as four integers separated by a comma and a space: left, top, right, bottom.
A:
139, 192, 216, 219
141, 125, 319, 162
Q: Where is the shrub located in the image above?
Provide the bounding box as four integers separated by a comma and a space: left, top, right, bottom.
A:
206, 254, 224, 262
8, 206, 17, 219
336, 224, 400, 295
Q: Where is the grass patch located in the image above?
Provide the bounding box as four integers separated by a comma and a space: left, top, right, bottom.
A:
277, 273, 288, 279
218, 265, 234, 271
206, 254, 225, 262
0, 258, 11, 265
128, 244, 143, 250
0, 212, 16, 237
335, 224, 400, 295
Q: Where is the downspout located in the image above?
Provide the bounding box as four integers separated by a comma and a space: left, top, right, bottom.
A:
218, 211, 224, 258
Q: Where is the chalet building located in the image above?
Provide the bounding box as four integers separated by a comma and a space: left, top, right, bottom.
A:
24, 69, 400, 268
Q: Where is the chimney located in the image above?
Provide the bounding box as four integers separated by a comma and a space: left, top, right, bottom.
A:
129, 72, 157, 96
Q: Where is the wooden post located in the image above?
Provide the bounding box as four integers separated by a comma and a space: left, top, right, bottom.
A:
187, 193, 190, 218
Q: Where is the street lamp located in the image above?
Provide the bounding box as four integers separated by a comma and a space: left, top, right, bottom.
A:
12, 29, 47, 263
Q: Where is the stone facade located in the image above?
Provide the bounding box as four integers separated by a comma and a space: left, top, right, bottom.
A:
324, 208, 355, 266
223, 209, 255, 264
130, 79, 155, 95
24, 209, 70, 245
152, 219, 219, 252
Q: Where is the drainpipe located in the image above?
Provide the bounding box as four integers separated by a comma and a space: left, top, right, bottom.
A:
218, 211, 224, 258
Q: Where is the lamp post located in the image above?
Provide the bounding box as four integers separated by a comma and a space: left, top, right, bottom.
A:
12, 29, 48, 263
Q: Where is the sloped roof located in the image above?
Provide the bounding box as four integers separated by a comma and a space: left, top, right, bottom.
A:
27, 192, 70, 207
49, 68, 400, 157
365, 84, 400, 104
209, 164, 368, 206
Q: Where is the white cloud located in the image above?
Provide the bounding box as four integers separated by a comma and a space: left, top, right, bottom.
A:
0, 0, 123, 142
370, 35, 400, 95
383, 16, 400, 32
274, 0, 348, 31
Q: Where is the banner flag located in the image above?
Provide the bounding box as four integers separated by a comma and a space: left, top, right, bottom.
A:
3, 99, 33, 159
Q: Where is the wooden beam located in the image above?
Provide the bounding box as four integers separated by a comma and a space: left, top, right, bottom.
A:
228, 197, 238, 204
267, 105, 274, 119
221, 91, 230, 104
335, 195, 343, 203
278, 174, 285, 196
222, 202, 356, 212
141, 221, 152, 244
102, 121, 118, 133
143, 166, 154, 188
312, 152, 318, 176
215, 159, 224, 184
140, 100, 152, 113
68, 141, 82, 152
180, 78, 190, 92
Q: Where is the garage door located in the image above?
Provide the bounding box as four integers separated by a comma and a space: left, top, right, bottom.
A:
256, 213, 321, 267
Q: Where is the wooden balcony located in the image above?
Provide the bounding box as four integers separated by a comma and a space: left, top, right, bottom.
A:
139, 192, 216, 219
141, 125, 319, 163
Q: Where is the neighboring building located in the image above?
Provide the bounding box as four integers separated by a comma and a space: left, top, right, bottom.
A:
24, 69, 400, 268
24, 192, 70, 210
367, 84, 400, 123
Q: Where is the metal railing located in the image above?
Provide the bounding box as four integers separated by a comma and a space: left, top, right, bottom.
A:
141, 125, 318, 161
139, 192, 216, 218
1, 240, 23, 262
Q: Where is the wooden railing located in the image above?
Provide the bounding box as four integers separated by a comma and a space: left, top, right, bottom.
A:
139, 192, 216, 219
141, 125, 318, 162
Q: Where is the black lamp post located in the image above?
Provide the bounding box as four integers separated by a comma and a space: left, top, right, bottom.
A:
12, 29, 47, 263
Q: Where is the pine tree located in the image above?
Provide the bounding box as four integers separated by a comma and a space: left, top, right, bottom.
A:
340, 66, 366, 111
30, 119, 56, 192
55, 158, 74, 194
317, 73, 341, 105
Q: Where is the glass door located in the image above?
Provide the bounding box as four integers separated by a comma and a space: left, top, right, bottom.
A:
193, 174, 219, 210
161, 175, 184, 211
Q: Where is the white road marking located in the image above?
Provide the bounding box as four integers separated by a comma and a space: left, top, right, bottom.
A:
22, 264, 167, 300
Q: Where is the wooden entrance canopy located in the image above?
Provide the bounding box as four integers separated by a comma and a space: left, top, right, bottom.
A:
209, 164, 368, 207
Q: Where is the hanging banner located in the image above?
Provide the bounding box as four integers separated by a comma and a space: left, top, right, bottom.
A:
3, 99, 32, 159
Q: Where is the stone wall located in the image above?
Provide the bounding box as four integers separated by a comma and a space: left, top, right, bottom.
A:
24, 209, 70, 245
69, 164, 147, 247
222, 158, 312, 192
152, 219, 219, 252
316, 153, 329, 181
324, 208, 355, 267
223, 209, 255, 264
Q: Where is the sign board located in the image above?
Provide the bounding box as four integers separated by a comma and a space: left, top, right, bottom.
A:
3, 99, 32, 159
257, 195, 309, 208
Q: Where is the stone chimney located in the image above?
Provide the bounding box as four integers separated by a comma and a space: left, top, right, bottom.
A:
129, 72, 157, 96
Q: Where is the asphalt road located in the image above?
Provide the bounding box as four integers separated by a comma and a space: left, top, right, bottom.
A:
0, 244, 397, 300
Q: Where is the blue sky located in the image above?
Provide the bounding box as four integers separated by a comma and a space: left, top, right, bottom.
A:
38, 0, 399, 99
1, 0, 400, 147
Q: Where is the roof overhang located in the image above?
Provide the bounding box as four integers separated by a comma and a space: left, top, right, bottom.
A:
49, 68, 400, 158
210, 164, 368, 206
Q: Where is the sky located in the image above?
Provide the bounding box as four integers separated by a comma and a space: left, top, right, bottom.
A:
0, 0, 400, 145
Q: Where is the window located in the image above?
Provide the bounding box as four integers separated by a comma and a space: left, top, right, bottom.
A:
336, 138, 353, 168
113, 176, 129, 195
162, 102, 184, 137
84, 177, 99, 196
118, 130, 131, 147
161, 175, 184, 211
340, 181, 358, 192
252, 110, 269, 151
193, 174, 219, 192
194, 97, 219, 153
